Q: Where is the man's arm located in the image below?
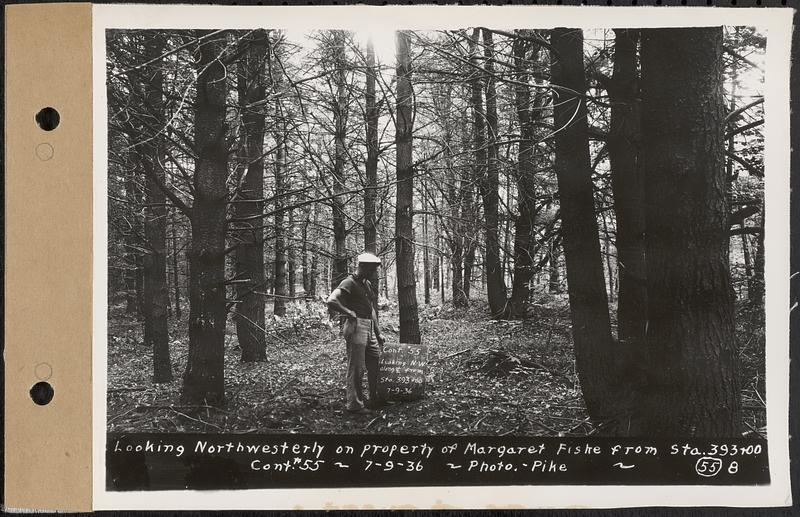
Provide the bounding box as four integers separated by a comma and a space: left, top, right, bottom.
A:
327, 288, 356, 319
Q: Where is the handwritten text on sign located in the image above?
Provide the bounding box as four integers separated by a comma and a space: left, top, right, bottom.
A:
378, 343, 427, 400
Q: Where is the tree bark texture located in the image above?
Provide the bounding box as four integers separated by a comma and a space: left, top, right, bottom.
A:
548, 239, 561, 293
310, 208, 319, 297
288, 207, 296, 298
124, 164, 140, 314
464, 29, 486, 306
550, 28, 619, 424
639, 27, 740, 436
273, 125, 288, 317
451, 240, 465, 306
462, 234, 477, 301
601, 213, 616, 303
182, 30, 229, 406
139, 34, 172, 383
750, 206, 765, 304
135, 252, 145, 319
234, 30, 268, 361
608, 29, 647, 350
480, 29, 508, 319
395, 31, 422, 344
432, 220, 440, 291
364, 39, 380, 302
437, 85, 467, 308
509, 36, 538, 319
302, 210, 310, 295
171, 210, 182, 320
331, 31, 349, 291
423, 208, 431, 304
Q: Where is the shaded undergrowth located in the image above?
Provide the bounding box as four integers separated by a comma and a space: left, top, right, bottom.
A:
106, 294, 765, 436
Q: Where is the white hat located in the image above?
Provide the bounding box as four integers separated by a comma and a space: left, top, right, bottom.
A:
357, 252, 381, 264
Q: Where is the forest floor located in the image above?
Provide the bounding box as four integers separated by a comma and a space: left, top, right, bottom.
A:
107, 293, 766, 437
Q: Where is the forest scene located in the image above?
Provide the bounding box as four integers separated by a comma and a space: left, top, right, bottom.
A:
106, 25, 767, 438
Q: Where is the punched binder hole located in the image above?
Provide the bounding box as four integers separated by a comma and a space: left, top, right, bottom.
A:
35, 107, 60, 131
30, 381, 54, 405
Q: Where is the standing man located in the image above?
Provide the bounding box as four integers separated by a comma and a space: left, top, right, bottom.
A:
327, 253, 386, 413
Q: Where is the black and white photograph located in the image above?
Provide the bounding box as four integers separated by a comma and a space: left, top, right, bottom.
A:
94, 5, 792, 509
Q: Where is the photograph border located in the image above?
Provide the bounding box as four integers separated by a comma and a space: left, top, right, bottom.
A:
91, 4, 793, 509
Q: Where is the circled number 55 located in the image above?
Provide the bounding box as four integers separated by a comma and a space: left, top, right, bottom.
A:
695, 456, 739, 477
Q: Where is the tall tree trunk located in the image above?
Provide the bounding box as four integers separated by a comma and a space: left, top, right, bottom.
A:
423, 206, 431, 305
432, 250, 439, 292
550, 28, 619, 424
264, 230, 273, 294
741, 231, 752, 298
451, 238, 465, 307
608, 29, 647, 349
234, 30, 268, 361
331, 31, 349, 291
438, 84, 467, 308
503, 171, 512, 288
142, 56, 172, 383
480, 29, 508, 319
124, 164, 140, 314
432, 216, 440, 292
140, 34, 172, 383
481, 253, 487, 289
182, 30, 229, 406
463, 234, 477, 302
364, 39, 380, 303
509, 36, 538, 319
302, 210, 310, 295
601, 212, 615, 303
464, 28, 485, 306
171, 210, 182, 320
751, 227, 764, 303
751, 208, 764, 304
135, 166, 146, 321
639, 27, 740, 436
288, 207, 296, 298
441, 244, 447, 304
129, 161, 146, 321
549, 239, 561, 294
395, 31, 421, 344
310, 208, 319, 297
135, 225, 145, 319
273, 126, 288, 316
